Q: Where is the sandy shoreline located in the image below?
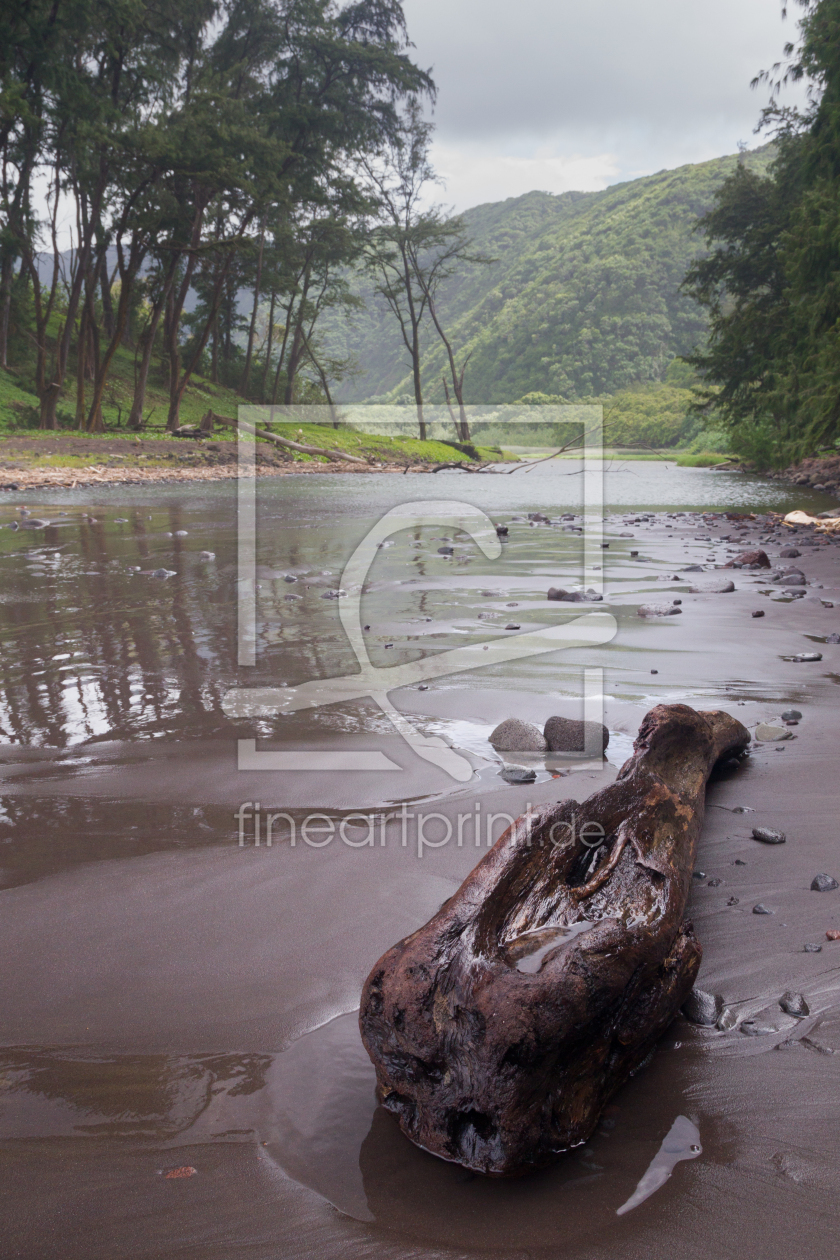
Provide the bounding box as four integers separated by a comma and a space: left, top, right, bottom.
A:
1, 500, 840, 1258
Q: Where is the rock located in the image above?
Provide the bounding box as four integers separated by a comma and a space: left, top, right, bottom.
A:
717, 1006, 738, 1031
437, 546, 454, 555
752, 827, 786, 844
544, 715, 609, 754
754, 724, 792, 742
790, 652, 822, 662
174, 530, 188, 537
638, 603, 682, 617
708, 877, 722, 886
547, 588, 603, 603
283, 574, 297, 583
781, 709, 802, 720
777, 573, 806, 586
360, 703, 751, 1175
688, 580, 736, 594
780, 991, 810, 1017
752, 903, 774, 914
504, 623, 521, 630
779, 547, 801, 558
488, 719, 547, 753
528, 512, 550, 524
724, 549, 770, 569
752, 610, 765, 618
321, 589, 346, 600
826, 929, 840, 941
727, 896, 740, 905
151, 568, 175, 579
499, 764, 537, 784
682, 988, 723, 1026
199, 550, 215, 560
682, 564, 705, 572
741, 1020, 776, 1036
826, 632, 840, 644
803, 943, 823, 953
495, 524, 509, 537
811, 873, 839, 892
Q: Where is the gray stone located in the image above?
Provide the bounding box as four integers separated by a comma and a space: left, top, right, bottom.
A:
437, 546, 454, 555
741, 1020, 776, 1036
499, 763, 538, 784
811, 873, 839, 892
752, 827, 786, 844
780, 991, 810, 1017
781, 709, 802, 720
790, 652, 822, 662
544, 715, 609, 754
151, 568, 175, 579
803, 943, 823, 953
779, 547, 801, 558
504, 622, 521, 630
682, 988, 723, 1026
754, 724, 792, 742
681, 564, 705, 572
778, 573, 806, 586
688, 579, 736, 593
199, 550, 215, 560
752, 903, 774, 914
638, 603, 683, 617
489, 719, 547, 753
717, 1006, 738, 1031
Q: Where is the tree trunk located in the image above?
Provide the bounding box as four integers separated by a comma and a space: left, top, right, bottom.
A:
99, 254, 115, 340
361, 703, 750, 1176
241, 218, 266, 398
0, 252, 12, 369
260, 289, 276, 403
75, 306, 87, 428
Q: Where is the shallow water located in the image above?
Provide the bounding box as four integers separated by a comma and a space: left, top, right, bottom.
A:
2, 463, 840, 1259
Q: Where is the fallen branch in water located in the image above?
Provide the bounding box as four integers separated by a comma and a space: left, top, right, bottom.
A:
360, 703, 750, 1176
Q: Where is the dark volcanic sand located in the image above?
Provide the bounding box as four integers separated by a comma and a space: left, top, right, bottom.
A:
1, 473, 840, 1259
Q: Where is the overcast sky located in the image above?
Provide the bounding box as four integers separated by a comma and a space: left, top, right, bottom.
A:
401, 0, 807, 209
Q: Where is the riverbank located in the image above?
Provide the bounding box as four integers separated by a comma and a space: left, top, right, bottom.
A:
1, 478, 840, 1259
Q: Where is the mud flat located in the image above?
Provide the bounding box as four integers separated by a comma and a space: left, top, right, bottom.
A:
1, 474, 840, 1259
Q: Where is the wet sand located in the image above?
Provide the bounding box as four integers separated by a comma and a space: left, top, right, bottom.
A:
2, 476, 840, 1258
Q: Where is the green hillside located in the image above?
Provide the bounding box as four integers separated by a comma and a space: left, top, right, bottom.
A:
331, 146, 775, 408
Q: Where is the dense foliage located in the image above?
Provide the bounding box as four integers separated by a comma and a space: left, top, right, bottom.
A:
0, 0, 430, 430
684, 0, 840, 465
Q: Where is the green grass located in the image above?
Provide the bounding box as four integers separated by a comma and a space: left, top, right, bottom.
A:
674, 450, 739, 467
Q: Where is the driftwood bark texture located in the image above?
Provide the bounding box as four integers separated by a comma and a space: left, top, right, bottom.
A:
360, 704, 750, 1176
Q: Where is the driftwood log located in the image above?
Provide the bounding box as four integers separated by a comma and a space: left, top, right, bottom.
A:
360, 703, 750, 1176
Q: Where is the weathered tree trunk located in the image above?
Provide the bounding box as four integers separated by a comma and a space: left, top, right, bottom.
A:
360, 704, 750, 1176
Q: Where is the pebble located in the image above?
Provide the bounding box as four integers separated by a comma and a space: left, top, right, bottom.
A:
495, 524, 508, 537
437, 546, 454, 555
499, 764, 537, 784
790, 652, 822, 662
651, 668, 658, 674
754, 724, 792, 742
505, 622, 521, 630
681, 988, 723, 1026
284, 575, 297, 583
638, 603, 682, 617
811, 873, 839, 892
779, 547, 801, 558
174, 530, 188, 537
781, 709, 802, 720
826, 632, 840, 644
151, 568, 176, 579
826, 929, 840, 941
779, 991, 810, 1018
489, 719, 547, 753
803, 943, 822, 953
321, 589, 346, 599
199, 550, 215, 560
418, 684, 429, 691
717, 1006, 738, 1031
708, 877, 723, 886
688, 579, 736, 594
741, 1020, 776, 1036
693, 870, 706, 880
727, 896, 740, 906
752, 903, 774, 915
752, 827, 786, 844
752, 610, 765, 617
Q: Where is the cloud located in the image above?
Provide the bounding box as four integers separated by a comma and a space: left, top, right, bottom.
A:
402, 0, 807, 207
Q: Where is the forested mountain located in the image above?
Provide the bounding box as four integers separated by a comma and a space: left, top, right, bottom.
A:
330, 146, 775, 404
